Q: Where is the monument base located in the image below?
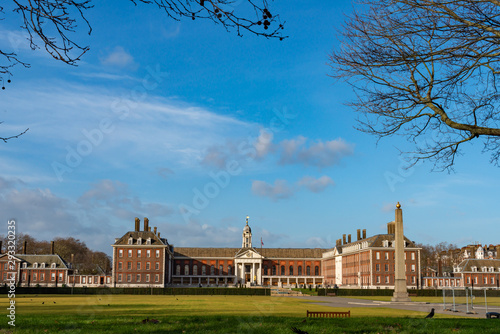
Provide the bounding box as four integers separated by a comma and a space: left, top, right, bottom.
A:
391, 279, 411, 302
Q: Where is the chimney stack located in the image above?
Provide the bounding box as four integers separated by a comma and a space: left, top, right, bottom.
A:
158, 232, 161, 238
154, 227, 157, 235
135, 217, 140, 231
357, 229, 361, 241
23, 240, 27, 254
363, 229, 366, 239
148, 226, 151, 232
343, 234, 346, 245
496, 245, 500, 259
348, 234, 351, 243
144, 217, 149, 232
387, 222, 395, 234
51, 241, 55, 255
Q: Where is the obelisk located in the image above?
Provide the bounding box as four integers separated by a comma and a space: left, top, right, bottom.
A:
392, 202, 411, 302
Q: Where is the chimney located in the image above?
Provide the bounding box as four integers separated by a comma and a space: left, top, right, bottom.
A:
154, 227, 157, 235
348, 234, 351, 243
144, 217, 149, 232
357, 229, 361, 241
387, 222, 395, 234
135, 217, 140, 231
496, 245, 500, 259
362, 229, 366, 239
343, 234, 346, 245
23, 240, 27, 254
158, 232, 161, 238
51, 241, 55, 255
148, 226, 151, 232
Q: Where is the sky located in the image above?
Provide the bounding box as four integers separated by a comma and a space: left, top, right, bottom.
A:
0, 1, 499, 255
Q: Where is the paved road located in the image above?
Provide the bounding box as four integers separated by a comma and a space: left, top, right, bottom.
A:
292, 296, 500, 318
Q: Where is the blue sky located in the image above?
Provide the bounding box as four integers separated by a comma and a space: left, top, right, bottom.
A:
1, 1, 498, 255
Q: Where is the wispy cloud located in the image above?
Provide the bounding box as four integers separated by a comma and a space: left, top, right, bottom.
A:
100, 46, 136, 68
298, 175, 334, 193
279, 136, 354, 167
251, 179, 294, 201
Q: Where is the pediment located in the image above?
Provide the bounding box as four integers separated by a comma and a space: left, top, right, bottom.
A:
235, 248, 262, 259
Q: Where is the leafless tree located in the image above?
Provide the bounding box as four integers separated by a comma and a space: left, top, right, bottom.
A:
0, 0, 286, 141
330, 0, 500, 170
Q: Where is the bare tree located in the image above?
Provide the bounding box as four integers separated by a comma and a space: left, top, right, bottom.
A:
330, 0, 500, 170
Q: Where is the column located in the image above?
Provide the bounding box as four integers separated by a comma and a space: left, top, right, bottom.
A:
252, 263, 256, 283
392, 202, 411, 302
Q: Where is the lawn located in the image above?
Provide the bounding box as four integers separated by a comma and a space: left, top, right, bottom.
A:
1, 294, 499, 333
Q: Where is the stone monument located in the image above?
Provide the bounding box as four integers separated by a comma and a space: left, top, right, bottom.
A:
392, 202, 411, 302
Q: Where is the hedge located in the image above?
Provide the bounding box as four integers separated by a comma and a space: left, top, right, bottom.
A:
0, 286, 271, 296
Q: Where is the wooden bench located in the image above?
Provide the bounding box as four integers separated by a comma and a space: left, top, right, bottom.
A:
307, 310, 350, 318
326, 293, 336, 296
408, 293, 417, 297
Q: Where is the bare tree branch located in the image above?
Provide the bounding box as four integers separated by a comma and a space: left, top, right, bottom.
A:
330, 0, 500, 170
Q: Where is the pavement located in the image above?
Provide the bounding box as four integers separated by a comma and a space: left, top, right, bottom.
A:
291, 296, 500, 318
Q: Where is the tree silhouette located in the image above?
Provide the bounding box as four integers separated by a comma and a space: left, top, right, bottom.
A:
330, 0, 500, 170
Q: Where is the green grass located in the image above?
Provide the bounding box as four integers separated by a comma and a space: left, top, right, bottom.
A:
1, 295, 499, 333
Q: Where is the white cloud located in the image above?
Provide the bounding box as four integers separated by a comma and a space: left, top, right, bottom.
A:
100, 46, 135, 68
251, 179, 294, 201
255, 129, 273, 159
279, 137, 354, 167
298, 175, 334, 193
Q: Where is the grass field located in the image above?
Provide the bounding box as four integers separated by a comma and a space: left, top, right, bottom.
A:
1, 294, 499, 333
343, 295, 500, 306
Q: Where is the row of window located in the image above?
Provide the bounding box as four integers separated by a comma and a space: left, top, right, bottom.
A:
2, 272, 63, 282
375, 264, 416, 272
127, 237, 152, 245
118, 249, 161, 258
374, 275, 417, 284
117, 273, 160, 283
117, 261, 160, 271
375, 252, 416, 260
175, 264, 231, 276
2, 262, 58, 270
466, 277, 499, 285
263, 265, 320, 276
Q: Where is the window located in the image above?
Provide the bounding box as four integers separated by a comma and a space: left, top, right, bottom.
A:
306, 266, 311, 276
411, 276, 415, 284
376, 252, 380, 260
492, 277, 495, 284
147, 250, 151, 258
127, 274, 131, 282
474, 277, 478, 284
263, 266, 268, 275
51, 273, 56, 281
22, 273, 26, 280
298, 266, 302, 276
376, 264, 380, 272
33, 263, 38, 269
202, 265, 206, 275
176, 265, 180, 275
315, 266, 319, 276
137, 262, 141, 270
118, 274, 122, 282
193, 265, 198, 275
146, 274, 150, 282
128, 250, 132, 257
128, 237, 133, 245
155, 274, 159, 282
385, 276, 389, 284
210, 265, 215, 275
219, 265, 223, 275
185, 265, 190, 276
146, 262, 150, 270
385, 252, 389, 260
136, 274, 141, 282
51, 263, 57, 269
272, 265, 277, 276
156, 250, 160, 258
467, 277, 470, 284
484, 277, 488, 284
40, 273, 45, 280
137, 250, 141, 257
127, 262, 132, 270
119, 249, 123, 257
88, 276, 92, 284
3, 263, 7, 270
155, 262, 160, 270
281, 265, 285, 275
146, 238, 151, 245
228, 265, 232, 275
22, 262, 27, 269
411, 252, 415, 260
385, 264, 389, 272
137, 238, 142, 245
289, 266, 294, 276
41, 263, 46, 268
33, 273, 37, 281
411, 264, 416, 272
383, 240, 389, 247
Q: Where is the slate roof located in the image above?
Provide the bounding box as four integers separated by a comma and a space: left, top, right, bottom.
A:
174, 247, 327, 259
13, 254, 69, 269
326, 233, 418, 255
456, 258, 500, 272
113, 231, 168, 246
